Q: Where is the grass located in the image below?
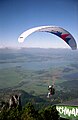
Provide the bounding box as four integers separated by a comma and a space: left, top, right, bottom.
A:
0, 64, 78, 95
0, 68, 21, 88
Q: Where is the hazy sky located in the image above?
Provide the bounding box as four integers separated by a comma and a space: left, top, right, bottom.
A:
0, 0, 78, 48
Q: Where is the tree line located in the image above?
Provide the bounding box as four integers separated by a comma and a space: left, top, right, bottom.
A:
0, 102, 60, 120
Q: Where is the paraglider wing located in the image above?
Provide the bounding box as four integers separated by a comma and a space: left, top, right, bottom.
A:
18, 26, 77, 50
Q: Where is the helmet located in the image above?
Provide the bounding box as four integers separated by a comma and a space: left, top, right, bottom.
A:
49, 86, 52, 88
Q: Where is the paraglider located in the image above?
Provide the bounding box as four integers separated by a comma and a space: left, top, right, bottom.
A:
18, 25, 77, 50
18, 25, 77, 98
47, 85, 55, 98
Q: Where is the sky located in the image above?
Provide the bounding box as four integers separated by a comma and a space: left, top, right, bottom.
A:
0, 0, 78, 48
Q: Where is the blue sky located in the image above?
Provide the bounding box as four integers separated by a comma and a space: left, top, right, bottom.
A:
0, 0, 78, 48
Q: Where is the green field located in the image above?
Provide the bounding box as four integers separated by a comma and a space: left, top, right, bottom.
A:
0, 48, 78, 96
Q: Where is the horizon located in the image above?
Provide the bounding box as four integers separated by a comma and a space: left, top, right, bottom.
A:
0, 46, 76, 50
